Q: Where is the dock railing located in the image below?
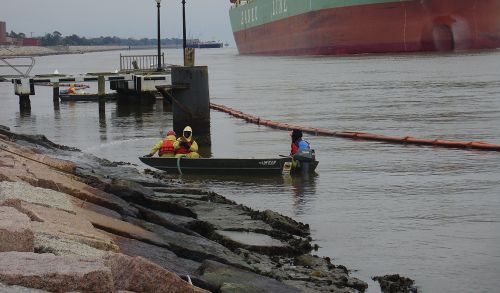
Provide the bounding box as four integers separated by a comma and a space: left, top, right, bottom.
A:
120, 53, 165, 72
0, 56, 35, 80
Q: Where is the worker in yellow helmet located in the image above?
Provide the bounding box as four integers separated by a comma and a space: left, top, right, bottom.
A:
173, 126, 200, 158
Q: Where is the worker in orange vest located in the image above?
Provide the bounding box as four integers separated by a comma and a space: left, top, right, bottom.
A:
68, 84, 76, 94
145, 130, 177, 157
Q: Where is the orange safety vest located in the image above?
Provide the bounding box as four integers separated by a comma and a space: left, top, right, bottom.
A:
176, 140, 193, 154
159, 139, 175, 156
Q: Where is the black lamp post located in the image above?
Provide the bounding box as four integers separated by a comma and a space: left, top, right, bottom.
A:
182, 0, 187, 64
155, 0, 162, 71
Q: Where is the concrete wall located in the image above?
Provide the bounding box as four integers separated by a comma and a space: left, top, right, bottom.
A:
0, 21, 6, 44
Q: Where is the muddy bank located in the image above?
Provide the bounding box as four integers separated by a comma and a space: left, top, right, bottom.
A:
0, 45, 128, 57
0, 125, 368, 292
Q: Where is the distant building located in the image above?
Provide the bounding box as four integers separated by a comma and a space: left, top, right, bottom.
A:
22, 38, 41, 46
0, 21, 6, 44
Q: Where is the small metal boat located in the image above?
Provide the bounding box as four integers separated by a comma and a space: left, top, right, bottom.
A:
139, 156, 318, 175
59, 93, 117, 102
59, 93, 100, 102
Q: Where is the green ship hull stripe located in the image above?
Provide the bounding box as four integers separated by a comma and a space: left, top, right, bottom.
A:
229, 0, 412, 32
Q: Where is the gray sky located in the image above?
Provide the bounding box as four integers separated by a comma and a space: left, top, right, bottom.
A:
1, 0, 234, 42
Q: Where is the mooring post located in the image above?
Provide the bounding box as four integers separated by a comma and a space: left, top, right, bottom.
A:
14, 78, 34, 113
19, 95, 31, 111
52, 82, 60, 110
98, 99, 106, 124
98, 75, 105, 98
171, 66, 211, 145
52, 82, 59, 100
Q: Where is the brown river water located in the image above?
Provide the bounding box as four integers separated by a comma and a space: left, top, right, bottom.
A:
1, 48, 500, 292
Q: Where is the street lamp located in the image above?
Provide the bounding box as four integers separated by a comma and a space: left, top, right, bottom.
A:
155, 0, 162, 71
182, 0, 187, 64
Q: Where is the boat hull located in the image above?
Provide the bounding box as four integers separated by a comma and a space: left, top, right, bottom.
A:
139, 156, 318, 175
59, 93, 117, 102
230, 0, 500, 55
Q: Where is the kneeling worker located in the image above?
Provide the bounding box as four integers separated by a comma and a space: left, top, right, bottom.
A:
290, 129, 314, 170
145, 130, 177, 157
174, 126, 200, 158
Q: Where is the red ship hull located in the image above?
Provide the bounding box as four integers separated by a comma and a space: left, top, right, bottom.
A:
233, 0, 500, 55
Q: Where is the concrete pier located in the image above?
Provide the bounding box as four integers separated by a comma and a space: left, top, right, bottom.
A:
19, 95, 31, 112
14, 78, 34, 113
170, 66, 211, 145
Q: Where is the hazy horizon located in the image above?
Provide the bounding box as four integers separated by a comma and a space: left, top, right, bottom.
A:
1, 0, 235, 43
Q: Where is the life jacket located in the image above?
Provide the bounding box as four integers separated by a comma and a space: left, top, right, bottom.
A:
158, 139, 175, 156
291, 139, 310, 155
176, 139, 193, 154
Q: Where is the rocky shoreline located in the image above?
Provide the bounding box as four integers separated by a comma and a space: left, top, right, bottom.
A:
0, 45, 128, 57
0, 125, 370, 292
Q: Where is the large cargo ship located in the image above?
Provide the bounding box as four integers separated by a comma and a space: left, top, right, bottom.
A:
229, 0, 500, 55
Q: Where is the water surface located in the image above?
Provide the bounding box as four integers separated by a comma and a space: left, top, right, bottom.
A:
1, 48, 499, 293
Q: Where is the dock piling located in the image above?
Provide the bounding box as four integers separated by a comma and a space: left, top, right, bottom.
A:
52, 82, 59, 100
19, 95, 31, 111
171, 66, 211, 145
14, 78, 34, 113
98, 75, 105, 98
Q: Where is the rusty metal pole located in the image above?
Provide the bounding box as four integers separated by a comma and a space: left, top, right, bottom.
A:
156, 0, 162, 71
182, 0, 187, 65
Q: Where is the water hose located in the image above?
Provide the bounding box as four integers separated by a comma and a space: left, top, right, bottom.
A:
176, 156, 183, 175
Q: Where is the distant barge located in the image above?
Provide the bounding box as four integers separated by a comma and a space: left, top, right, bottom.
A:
229, 0, 500, 55
186, 40, 224, 49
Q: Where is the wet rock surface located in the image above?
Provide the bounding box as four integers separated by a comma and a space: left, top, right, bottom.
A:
373, 274, 418, 293
0, 126, 369, 293
196, 260, 302, 293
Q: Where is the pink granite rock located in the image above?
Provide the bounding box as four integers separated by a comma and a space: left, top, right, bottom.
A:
0, 206, 34, 252
104, 252, 208, 293
20, 201, 118, 253
0, 252, 114, 292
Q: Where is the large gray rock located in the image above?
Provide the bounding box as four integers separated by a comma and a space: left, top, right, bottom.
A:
108, 232, 202, 276
0, 252, 114, 292
0, 206, 34, 252
103, 252, 208, 293
106, 178, 155, 201
197, 260, 301, 293
134, 204, 200, 236
136, 220, 253, 271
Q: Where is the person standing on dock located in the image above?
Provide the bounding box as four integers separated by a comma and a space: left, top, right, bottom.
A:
145, 130, 177, 157
174, 126, 200, 158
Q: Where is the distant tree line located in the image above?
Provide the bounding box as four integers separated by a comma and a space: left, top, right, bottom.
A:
7, 30, 184, 47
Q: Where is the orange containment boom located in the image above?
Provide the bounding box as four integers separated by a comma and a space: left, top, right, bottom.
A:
209, 103, 500, 152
